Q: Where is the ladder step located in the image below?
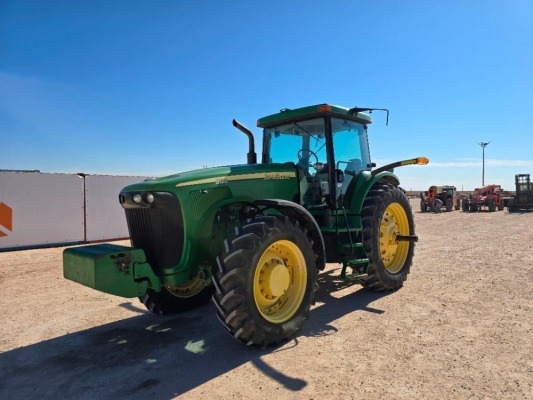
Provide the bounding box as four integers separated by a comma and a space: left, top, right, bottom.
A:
341, 273, 368, 282
342, 273, 369, 282
341, 243, 364, 256
337, 228, 362, 233
344, 258, 369, 265
340, 258, 369, 280
342, 243, 363, 249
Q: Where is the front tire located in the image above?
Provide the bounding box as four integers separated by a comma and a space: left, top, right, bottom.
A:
213, 215, 318, 346
361, 184, 415, 291
139, 282, 213, 315
433, 198, 443, 213
445, 198, 453, 212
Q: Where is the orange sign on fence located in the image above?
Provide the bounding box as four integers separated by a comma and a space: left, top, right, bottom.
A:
0, 202, 13, 237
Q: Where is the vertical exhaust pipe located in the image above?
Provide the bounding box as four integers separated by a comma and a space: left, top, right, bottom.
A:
233, 119, 257, 164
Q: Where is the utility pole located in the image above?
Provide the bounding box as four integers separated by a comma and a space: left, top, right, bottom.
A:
478, 141, 490, 186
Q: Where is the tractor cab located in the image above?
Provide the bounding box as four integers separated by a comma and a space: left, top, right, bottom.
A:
257, 104, 373, 209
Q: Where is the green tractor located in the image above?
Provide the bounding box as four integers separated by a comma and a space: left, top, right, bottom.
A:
64, 104, 428, 346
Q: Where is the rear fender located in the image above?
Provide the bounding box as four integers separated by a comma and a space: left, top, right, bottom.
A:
346, 170, 400, 213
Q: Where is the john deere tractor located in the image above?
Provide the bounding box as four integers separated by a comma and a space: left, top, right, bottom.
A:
64, 104, 428, 346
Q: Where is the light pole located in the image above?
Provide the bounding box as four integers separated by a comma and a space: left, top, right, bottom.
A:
478, 141, 490, 186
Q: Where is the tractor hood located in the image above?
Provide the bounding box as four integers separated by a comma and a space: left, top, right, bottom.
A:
121, 163, 298, 193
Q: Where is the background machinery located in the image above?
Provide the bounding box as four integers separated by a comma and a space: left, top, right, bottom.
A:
63, 104, 428, 346
420, 185, 459, 213
462, 184, 504, 212
508, 174, 533, 212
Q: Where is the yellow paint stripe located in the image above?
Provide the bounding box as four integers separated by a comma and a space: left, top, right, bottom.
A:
175, 172, 296, 188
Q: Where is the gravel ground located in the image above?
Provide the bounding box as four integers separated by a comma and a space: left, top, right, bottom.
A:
0, 199, 532, 399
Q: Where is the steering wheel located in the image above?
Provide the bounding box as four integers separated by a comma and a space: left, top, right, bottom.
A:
297, 149, 319, 167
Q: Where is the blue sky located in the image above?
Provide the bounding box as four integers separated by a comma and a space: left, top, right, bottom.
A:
1, 1, 532, 190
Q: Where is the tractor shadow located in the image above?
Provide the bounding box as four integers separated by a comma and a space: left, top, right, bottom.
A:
0, 268, 390, 400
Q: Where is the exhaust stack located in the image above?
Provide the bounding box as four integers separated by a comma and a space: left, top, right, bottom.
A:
233, 119, 257, 164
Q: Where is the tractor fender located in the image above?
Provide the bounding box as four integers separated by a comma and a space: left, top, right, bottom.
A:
348, 170, 401, 213
253, 199, 326, 270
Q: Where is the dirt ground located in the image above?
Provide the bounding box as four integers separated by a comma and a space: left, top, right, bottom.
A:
1, 199, 532, 400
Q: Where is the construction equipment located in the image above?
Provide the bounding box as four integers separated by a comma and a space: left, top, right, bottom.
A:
508, 174, 533, 212
462, 184, 504, 212
420, 185, 458, 213
63, 104, 428, 346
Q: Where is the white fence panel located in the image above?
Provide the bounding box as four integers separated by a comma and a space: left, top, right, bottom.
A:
85, 175, 146, 241
0, 172, 84, 249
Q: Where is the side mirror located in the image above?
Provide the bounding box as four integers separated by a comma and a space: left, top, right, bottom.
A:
336, 169, 344, 183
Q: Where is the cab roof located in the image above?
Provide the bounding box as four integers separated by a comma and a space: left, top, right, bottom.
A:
257, 104, 372, 128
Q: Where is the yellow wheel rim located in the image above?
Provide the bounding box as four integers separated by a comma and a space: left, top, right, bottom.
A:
166, 273, 206, 298
253, 240, 307, 324
379, 202, 410, 274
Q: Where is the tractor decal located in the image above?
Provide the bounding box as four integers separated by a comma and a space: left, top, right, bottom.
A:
175, 171, 297, 187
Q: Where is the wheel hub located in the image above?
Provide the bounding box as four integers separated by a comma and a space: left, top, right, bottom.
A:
260, 258, 290, 298
380, 211, 399, 264
166, 272, 206, 298
254, 240, 307, 323
377, 202, 411, 274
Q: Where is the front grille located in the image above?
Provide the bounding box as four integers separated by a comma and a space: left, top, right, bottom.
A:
188, 187, 232, 220
123, 192, 184, 272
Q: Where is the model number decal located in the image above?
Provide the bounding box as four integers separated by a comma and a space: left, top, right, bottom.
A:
264, 173, 292, 180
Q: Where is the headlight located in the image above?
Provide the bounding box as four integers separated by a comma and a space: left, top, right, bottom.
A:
145, 193, 155, 203
133, 193, 142, 203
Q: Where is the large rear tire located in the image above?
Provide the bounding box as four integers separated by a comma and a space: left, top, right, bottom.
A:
213, 215, 318, 346
360, 185, 415, 291
139, 280, 213, 315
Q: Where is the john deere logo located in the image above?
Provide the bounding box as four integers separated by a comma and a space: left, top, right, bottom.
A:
0, 202, 13, 237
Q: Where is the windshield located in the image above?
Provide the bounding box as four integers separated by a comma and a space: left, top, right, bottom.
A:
263, 117, 371, 208
263, 118, 370, 168
263, 118, 327, 166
